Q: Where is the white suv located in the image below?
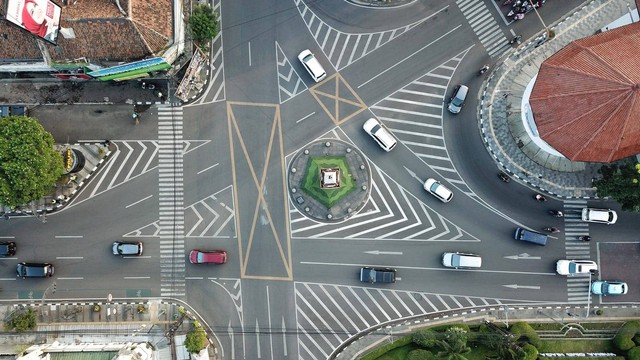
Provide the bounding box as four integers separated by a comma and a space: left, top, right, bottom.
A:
556, 260, 598, 275
581, 208, 617, 224
363, 118, 398, 152
298, 49, 326, 83
424, 178, 453, 203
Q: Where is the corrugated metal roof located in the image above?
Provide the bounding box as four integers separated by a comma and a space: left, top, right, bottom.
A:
530, 22, 640, 162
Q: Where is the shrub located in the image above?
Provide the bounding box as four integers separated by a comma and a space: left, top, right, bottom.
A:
509, 322, 541, 348
432, 324, 470, 332
184, 324, 208, 353
5, 307, 37, 333
522, 343, 538, 360
407, 349, 436, 360
358, 336, 412, 360
629, 346, 640, 360
413, 328, 439, 348
614, 320, 640, 351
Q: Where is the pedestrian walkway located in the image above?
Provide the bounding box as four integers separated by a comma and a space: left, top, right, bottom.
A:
456, 0, 510, 57
479, 0, 636, 199
157, 105, 187, 297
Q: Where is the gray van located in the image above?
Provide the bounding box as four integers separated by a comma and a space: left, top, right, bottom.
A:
447, 85, 469, 114
514, 227, 548, 246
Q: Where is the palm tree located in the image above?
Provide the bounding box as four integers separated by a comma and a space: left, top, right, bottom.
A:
436, 327, 471, 360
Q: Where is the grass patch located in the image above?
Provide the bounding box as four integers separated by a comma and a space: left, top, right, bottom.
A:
301, 156, 356, 209
373, 343, 420, 360
539, 339, 618, 353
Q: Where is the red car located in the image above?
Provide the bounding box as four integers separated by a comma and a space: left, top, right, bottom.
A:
189, 250, 227, 264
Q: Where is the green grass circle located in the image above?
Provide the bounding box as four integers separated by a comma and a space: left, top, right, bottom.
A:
301, 156, 356, 209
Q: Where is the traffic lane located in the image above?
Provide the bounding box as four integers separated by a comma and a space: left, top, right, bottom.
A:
339, 12, 475, 105
293, 238, 566, 300
184, 238, 238, 278
182, 102, 227, 141
308, 0, 447, 32
596, 241, 640, 303
181, 138, 235, 207
500, 0, 588, 38
587, 201, 640, 241
338, 112, 530, 241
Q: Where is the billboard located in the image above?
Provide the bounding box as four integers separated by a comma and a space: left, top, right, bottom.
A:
4, 0, 62, 44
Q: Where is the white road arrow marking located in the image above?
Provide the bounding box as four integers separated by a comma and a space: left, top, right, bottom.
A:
365, 250, 403, 255
503, 284, 541, 290
403, 166, 422, 183
504, 253, 541, 260
227, 322, 235, 360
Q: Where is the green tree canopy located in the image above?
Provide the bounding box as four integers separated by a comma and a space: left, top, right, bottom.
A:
5, 306, 37, 332
436, 327, 471, 360
184, 323, 208, 353
0, 116, 63, 208
594, 161, 640, 212
189, 4, 219, 45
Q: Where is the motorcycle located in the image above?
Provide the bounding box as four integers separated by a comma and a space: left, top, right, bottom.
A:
543, 227, 560, 233
479, 64, 490, 75
549, 210, 564, 217
510, 35, 522, 45
498, 172, 510, 183
578, 236, 591, 242
534, 194, 547, 202
511, 12, 525, 21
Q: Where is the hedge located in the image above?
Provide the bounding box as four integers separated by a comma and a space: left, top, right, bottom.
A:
412, 329, 439, 348
509, 322, 541, 348
522, 343, 538, 360
358, 335, 412, 360
613, 320, 640, 351
407, 349, 436, 360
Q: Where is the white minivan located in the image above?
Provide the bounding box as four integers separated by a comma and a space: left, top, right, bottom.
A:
298, 49, 326, 83
363, 118, 398, 152
442, 252, 482, 269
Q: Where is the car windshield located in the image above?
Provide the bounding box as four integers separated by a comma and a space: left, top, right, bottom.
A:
569, 263, 578, 273
451, 96, 464, 106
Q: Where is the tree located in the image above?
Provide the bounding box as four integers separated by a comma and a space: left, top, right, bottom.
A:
0, 116, 63, 208
184, 322, 208, 353
5, 307, 37, 332
436, 327, 471, 360
189, 4, 218, 45
413, 328, 439, 348
593, 161, 640, 212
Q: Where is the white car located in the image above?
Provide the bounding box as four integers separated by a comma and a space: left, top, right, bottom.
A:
363, 118, 398, 152
591, 281, 628, 295
423, 178, 453, 203
556, 260, 597, 275
581, 208, 617, 224
298, 49, 326, 83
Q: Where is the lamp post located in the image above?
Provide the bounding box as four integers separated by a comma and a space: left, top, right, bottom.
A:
528, 0, 554, 40
40, 282, 57, 319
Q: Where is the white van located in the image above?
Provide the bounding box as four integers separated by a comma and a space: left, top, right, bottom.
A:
298, 49, 326, 83
442, 252, 482, 269
363, 118, 398, 152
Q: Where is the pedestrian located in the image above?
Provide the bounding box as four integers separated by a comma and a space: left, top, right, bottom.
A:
133, 112, 139, 125
503, 92, 510, 99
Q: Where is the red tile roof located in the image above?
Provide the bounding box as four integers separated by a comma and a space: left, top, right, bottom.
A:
530, 22, 640, 163
1, 0, 172, 64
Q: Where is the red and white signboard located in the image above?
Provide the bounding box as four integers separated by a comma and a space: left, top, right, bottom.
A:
4, 0, 62, 44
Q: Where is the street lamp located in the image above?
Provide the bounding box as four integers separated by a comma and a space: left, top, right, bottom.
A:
40, 282, 57, 319
527, 0, 555, 40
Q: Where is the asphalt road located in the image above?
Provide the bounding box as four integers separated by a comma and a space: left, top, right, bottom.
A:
2, 0, 639, 359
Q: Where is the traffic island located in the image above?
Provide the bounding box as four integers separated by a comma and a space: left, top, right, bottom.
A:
288, 140, 371, 223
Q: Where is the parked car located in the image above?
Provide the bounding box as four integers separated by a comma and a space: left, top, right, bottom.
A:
0, 241, 16, 257
591, 280, 628, 296
442, 252, 482, 269
359, 267, 396, 283
298, 49, 326, 83
112, 241, 143, 256
556, 260, 597, 275
581, 208, 617, 224
423, 178, 453, 203
16, 262, 54, 278
447, 85, 469, 114
189, 250, 227, 264
363, 118, 398, 152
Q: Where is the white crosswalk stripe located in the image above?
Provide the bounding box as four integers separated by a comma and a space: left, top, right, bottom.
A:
294, 282, 515, 359
158, 106, 186, 297
562, 199, 592, 303
456, 0, 509, 57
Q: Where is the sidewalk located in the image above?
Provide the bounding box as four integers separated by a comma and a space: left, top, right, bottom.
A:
335, 302, 640, 359
479, 0, 636, 199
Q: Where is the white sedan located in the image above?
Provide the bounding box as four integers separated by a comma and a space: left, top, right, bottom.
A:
423, 178, 453, 203
556, 260, 597, 275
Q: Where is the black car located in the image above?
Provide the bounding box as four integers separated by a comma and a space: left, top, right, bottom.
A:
16, 262, 54, 278
112, 241, 143, 256
0, 241, 16, 257
359, 267, 396, 283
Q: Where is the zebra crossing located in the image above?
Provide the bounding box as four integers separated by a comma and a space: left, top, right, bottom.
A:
456, 0, 509, 57
293, 0, 444, 70
295, 282, 520, 360
370, 48, 478, 199
157, 105, 186, 297
563, 199, 592, 303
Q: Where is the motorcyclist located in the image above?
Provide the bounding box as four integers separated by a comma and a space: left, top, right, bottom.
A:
535, 194, 547, 202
